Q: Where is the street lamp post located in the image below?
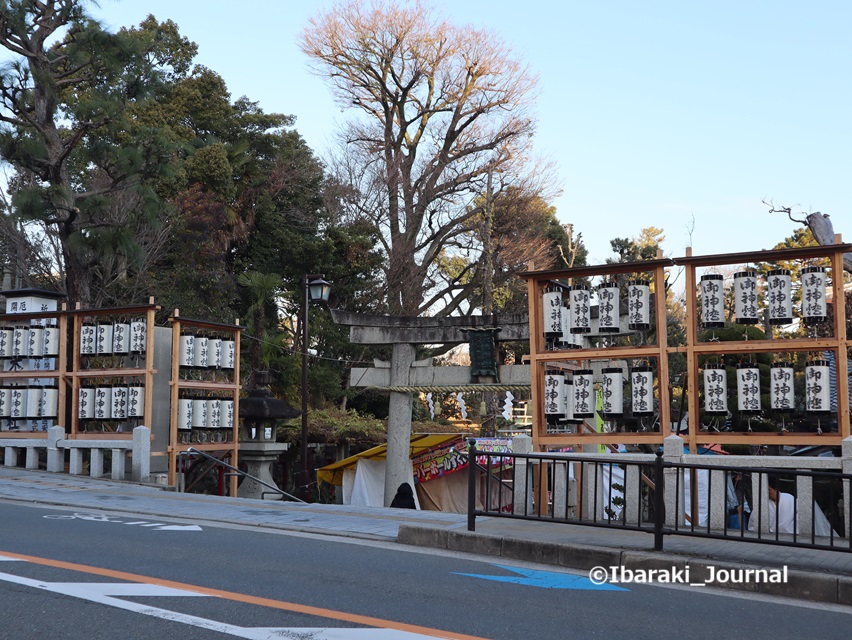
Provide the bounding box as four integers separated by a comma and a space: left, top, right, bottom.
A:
300, 274, 332, 501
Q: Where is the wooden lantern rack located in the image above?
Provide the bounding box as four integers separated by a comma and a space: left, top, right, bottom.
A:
167, 311, 242, 497
521, 242, 851, 453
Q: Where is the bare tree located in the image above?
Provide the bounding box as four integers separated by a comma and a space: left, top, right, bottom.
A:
764, 200, 852, 274
301, 0, 543, 316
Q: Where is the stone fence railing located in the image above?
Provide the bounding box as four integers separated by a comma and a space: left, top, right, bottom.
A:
0, 426, 151, 483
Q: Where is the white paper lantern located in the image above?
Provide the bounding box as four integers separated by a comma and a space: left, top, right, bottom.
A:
569, 286, 592, 334
27, 325, 44, 358
94, 385, 112, 420
193, 335, 209, 368
110, 385, 128, 420
699, 274, 724, 329
0, 386, 11, 417
631, 366, 654, 415
767, 269, 792, 325
736, 363, 761, 414
564, 375, 581, 424
208, 338, 222, 368
206, 398, 221, 429
12, 326, 29, 358
78, 385, 95, 420
601, 368, 624, 415
179, 333, 195, 367
733, 270, 759, 325
80, 323, 96, 355
43, 322, 59, 357
220, 399, 234, 431
544, 371, 565, 417
41, 385, 58, 418
222, 339, 236, 370
130, 319, 147, 354
597, 281, 620, 333
801, 266, 827, 325
25, 385, 41, 418
127, 383, 145, 418
573, 369, 595, 417
560, 301, 582, 349
112, 322, 130, 355
542, 284, 563, 338
191, 398, 208, 428
96, 323, 113, 355
702, 363, 727, 415
627, 280, 650, 331
177, 394, 193, 430
805, 360, 831, 414
10, 386, 26, 419
0, 327, 12, 358
769, 362, 794, 412
559, 301, 570, 347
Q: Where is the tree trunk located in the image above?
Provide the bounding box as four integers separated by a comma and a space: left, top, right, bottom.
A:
806, 213, 852, 274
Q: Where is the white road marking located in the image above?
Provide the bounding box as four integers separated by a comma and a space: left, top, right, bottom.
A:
0, 563, 446, 639
42, 513, 202, 531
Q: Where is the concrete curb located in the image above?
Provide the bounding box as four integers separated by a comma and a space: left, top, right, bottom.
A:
397, 524, 850, 607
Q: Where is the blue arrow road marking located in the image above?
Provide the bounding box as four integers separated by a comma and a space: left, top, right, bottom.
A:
453, 564, 628, 591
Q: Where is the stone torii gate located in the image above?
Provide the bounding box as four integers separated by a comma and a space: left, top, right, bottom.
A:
330, 310, 530, 506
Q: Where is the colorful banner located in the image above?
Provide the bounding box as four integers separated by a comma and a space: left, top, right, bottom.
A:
412, 437, 513, 483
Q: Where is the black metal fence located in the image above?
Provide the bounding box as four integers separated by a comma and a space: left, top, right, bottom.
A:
466, 440, 852, 553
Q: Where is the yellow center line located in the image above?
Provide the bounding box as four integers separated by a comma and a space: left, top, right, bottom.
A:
1, 549, 489, 640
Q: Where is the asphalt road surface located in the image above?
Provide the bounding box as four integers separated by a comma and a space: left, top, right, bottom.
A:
0, 500, 849, 640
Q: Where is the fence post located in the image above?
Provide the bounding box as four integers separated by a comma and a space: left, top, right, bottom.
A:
512, 435, 533, 516
752, 472, 770, 534
467, 439, 477, 531
709, 469, 726, 531
132, 426, 151, 483
663, 434, 683, 528
552, 460, 570, 519
3, 446, 17, 467
842, 437, 852, 535
654, 449, 665, 551
46, 426, 64, 472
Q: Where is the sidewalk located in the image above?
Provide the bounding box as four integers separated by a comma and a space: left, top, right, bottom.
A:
1, 467, 851, 606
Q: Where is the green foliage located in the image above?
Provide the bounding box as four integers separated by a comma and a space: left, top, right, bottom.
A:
278, 407, 386, 447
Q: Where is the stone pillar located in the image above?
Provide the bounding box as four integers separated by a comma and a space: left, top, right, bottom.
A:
841, 437, 852, 534
708, 469, 726, 531
90, 448, 104, 478
663, 435, 684, 527
384, 343, 416, 506
25, 446, 38, 469
47, 426, 63, 472
796, 475, 814, 536
625, 465, 641, 525
4, 446, 18, 467
111, 448, 126, 480
751, 472, 771, 534
132, 426, 151, 483
512, 435, 533, 516
69, 448, 83, 475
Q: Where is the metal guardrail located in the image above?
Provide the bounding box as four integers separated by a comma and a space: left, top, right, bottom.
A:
466, 440, 852, 553
178, 447, 304, 503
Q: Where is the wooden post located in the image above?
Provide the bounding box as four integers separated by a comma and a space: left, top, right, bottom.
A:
168, 311, 181, 487
231, 319, 241, 497
683, 257, 699, 453
832, 249, 850, 439
655, 262, 671, 437
527, 269, 544, 450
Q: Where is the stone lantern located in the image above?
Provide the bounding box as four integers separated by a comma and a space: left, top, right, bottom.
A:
237, 370, 299, 500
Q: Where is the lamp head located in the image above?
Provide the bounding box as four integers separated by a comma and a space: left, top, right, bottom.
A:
308, 277, 332, 303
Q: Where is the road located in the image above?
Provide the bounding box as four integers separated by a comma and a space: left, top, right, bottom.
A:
0, 500, 849, 639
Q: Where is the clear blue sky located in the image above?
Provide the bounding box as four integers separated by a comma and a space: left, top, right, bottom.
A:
93, 0, 852, 265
